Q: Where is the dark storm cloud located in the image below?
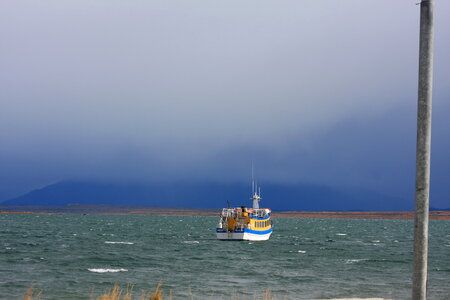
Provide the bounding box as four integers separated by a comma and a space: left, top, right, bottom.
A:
0, 1, 449, 206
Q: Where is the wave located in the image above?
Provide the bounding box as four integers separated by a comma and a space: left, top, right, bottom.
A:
88, 268, 128, 273
336, 233, 347, 236
345, 259, 368, 264
297, 250, 306, 253
183, 241, 199, 244
104, 241, 134, 245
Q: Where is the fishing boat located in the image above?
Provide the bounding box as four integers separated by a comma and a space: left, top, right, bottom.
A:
216, 182, 273, 241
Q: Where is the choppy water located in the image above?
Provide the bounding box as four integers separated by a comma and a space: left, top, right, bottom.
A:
0, 214, 449, 299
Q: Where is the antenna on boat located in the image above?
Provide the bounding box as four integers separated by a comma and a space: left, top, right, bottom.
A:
252, 181, 254, 196
251, 161, 255, 196
250, 161, 261, 209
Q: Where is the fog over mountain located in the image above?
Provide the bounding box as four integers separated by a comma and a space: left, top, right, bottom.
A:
3, 180, 410, 212
1, 1, 449, 209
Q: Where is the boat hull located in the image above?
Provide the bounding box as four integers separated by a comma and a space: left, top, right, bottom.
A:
216, 228, 272, 241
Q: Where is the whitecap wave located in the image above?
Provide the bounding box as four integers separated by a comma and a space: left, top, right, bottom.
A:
88, 268, 128, 273
345, 259, 367, 264
298, 250, 306, 253
336, 233, 347, 236
104, 241, 134, 245
183, 241, 199, 244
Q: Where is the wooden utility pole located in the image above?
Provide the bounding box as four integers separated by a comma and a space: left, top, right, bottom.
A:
412, 1, 434, 299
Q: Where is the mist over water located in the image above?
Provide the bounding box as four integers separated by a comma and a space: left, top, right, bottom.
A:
1, 214, 449, 299
1, 1, 450, 208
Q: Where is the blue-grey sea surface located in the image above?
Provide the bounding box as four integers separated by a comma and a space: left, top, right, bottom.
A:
0, 214, 449, 299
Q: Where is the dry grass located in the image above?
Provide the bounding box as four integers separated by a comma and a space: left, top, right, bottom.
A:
92, 285, 277, 300
23, 285, 42, 300
93, 283, 164, 300
24, 283, 279, 300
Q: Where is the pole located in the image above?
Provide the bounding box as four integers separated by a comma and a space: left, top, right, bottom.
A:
412, 1, 434, 299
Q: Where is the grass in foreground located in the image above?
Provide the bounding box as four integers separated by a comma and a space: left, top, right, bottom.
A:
23, 285, 42, 300
92, 283, 163, 300
23, 283, 279, 300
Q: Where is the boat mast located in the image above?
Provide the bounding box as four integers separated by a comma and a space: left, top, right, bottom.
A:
251, 164, 261, 209
252, 186, 261, 209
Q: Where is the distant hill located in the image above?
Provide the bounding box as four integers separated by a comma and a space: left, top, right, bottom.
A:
430, 207, 450, 211
1, 180, 412, 211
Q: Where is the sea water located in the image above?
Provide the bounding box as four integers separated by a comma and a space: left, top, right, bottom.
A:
0, 214, 449, 299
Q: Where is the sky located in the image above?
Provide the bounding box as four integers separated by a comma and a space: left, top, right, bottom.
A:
1, 1, 449, 208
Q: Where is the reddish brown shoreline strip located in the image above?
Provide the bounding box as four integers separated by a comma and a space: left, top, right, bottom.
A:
1, 208, 449, 220
273, 211, 450, 221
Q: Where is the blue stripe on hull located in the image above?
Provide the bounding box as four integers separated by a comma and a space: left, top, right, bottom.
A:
216, 228, 273, 235
216, 230, 272, 241
244, 228, 273, 235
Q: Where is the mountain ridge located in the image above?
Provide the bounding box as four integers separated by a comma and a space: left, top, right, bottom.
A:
2, 180, 412, 211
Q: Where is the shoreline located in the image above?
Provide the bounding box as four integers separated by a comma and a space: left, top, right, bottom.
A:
1, 205, 449, 220
273, 210, 450, 221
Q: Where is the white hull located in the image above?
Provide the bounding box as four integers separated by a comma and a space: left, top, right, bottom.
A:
216, 231, 272, 241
